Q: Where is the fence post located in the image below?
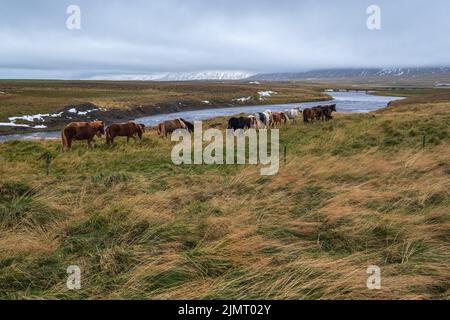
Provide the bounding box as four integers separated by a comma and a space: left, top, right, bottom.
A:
422, 135, 426, 149
284, 145, 287, 164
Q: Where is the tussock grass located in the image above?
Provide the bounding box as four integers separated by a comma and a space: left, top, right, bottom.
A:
0, 96, 449, 299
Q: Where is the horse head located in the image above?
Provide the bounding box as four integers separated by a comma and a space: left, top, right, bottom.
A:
95, 121, 105, 137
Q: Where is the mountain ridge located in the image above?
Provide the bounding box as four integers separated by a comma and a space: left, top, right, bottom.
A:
87, 71, 255, 81
249, 67, 450, 81
85, 67, 450, 82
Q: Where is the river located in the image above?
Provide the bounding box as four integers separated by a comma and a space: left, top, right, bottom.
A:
0, 91, 403, 142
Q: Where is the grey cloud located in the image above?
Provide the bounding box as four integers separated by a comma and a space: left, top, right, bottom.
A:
0, 0, 449, 78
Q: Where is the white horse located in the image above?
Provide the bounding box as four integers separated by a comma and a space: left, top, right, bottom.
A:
284, 107, 302, 123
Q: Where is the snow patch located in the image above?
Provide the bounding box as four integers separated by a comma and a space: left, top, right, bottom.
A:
202, 101, 210, 104
68, 108, 98, 115
233, 96, 252, 103
0, 122, 30, 127
8, 111, 64, 124
6, 107, 97, 128
9, 114, 49, 122
258, 91, 277, 97
258, 91, 278, 100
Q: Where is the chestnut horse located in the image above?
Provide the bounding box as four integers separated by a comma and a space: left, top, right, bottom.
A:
303, 108, 316, 123
106, 121, 144, 145
272, 112, 288, 127
157, 119, 188, 138
61, 121, 105, 152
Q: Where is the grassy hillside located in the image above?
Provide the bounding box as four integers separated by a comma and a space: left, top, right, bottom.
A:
0, 96, 449, 299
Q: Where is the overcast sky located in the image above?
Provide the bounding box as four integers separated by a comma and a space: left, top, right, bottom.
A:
1, 0, 449, 79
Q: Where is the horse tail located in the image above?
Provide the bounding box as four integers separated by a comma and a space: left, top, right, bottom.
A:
136, 123, 144, 139
106, 127, 111, 144
303, 110, 308, 123
157, 123, 162, 136
61, 127, 68, 152
158, 123, 167, 137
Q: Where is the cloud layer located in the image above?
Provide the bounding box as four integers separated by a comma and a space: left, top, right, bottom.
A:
1, 0, 449, 79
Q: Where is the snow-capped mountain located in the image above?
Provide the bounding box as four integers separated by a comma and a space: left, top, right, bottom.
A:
86, 67, 450, 82
87, 71, 255, 81
249, 67, 450, 81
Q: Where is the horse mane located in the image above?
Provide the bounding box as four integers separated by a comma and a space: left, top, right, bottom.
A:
179, 118, 194, 132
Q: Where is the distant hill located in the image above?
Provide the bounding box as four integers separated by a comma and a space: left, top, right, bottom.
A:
87, 71, 255, 81
86, 68, 450, 85
249, 67, 450, 83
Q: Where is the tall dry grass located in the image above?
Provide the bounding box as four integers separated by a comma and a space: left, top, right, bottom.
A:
0, 98, 449, 299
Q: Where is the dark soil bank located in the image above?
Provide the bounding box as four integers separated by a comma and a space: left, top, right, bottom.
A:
1, 97, 329, 136
0, 100, 234, 135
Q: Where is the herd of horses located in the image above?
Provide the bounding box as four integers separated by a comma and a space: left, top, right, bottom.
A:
60, 104, 336, 151
227, 104, 337, 130
61, 121, 145, 152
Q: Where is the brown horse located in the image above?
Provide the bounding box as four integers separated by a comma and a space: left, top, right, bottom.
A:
66, 120, 105, 131
106, 121, 144, 145
157, 119, 188, 138
303, 108, 316, 123
272, 112, 288, 127
61, 121, 105, 152
312, 106, 324, 121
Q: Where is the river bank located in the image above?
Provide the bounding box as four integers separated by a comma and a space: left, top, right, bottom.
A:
0, 80, 331, 135
0, 91, 404, 142
0, 96, 330, 136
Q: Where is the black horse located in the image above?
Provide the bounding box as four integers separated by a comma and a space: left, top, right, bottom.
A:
227, 116, 256, 130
